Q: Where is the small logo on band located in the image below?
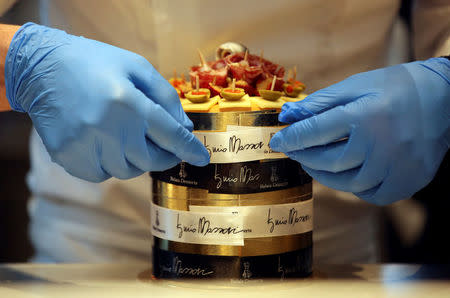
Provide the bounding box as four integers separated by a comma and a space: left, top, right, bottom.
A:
242, 262, 252, 280
152, 207, 166, 235
155, 210, 160, 227
179, 162, 187, 179
270, 165, 279, 183
168, 161, 199, 186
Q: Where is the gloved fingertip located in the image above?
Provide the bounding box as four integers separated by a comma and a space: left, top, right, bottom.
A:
281, 103, 291, 113
278, 111, 287, 123
278, 110, 293, 123
353, 184, 381, 204
284, 151, 296, 160
188, 148, 210, 167
190, 158, 209, 167
269, 133, 282, 151
178, 107, 194, 131
75, 170, 111, 183
279, 104, 316, 123
184, 118, 194, 131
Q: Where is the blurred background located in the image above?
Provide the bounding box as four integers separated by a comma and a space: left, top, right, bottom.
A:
0, 0, 448, 264
0, 0, 37, 262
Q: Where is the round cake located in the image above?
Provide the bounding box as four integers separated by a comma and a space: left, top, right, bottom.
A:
150, 45, 313, 280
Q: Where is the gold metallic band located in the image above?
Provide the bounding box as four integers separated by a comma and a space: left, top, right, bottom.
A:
152, 180, 312, 210
153, 232, 312, 257
187, 110, 280, 131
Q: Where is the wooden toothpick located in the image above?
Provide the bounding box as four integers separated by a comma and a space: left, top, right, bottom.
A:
197, 48, 208, 69
196, 75, 199, 91
270, 76, 277, 91
232, 78, 236, 91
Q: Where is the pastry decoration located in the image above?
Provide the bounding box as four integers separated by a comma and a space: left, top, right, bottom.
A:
167, 43, 307, 112
258, 76, 283, 101
283, 66, 306, 97
185, 75, 211, 103
220, 78, 245, 101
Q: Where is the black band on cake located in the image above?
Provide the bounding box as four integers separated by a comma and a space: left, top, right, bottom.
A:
152, 245, 313, 279
150, 159, 311, 194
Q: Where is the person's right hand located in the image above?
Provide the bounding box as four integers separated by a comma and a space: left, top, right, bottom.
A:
5, 23, 209, 182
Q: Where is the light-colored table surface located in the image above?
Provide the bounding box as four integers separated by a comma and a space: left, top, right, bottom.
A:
1, 263, 449, 297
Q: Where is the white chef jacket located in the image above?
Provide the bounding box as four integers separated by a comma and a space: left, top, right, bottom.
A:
0, 0, 14, 13
5, 0, 447, 263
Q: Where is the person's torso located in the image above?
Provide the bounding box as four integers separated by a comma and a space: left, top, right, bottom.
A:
29, 0, 399, 263
40, 0, 400, 91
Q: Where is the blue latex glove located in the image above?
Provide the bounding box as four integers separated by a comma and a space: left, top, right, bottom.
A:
5, 23, 209, 182
270, 58, 450, 205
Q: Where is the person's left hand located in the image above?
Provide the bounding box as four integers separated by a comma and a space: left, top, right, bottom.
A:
270, 58, 450, 205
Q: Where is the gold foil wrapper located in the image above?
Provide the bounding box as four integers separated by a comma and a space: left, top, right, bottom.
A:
152, 110, 312, 262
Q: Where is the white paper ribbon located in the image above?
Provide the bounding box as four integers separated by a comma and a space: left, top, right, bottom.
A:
151, 202, 245, 246
151, 199, 313, 246
194, 126, 286, 163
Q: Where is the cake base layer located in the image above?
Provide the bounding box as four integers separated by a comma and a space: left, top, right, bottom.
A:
152, 245, 313, 279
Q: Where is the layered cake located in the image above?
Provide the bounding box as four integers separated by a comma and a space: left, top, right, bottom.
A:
150, 46, 313, 280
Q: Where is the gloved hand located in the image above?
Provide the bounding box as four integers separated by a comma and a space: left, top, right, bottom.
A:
5, 23, 209, 182
270, 58, 450, 205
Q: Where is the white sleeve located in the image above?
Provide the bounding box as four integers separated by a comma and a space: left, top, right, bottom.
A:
0, 0, 16, 16
413, 0, 450, 59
